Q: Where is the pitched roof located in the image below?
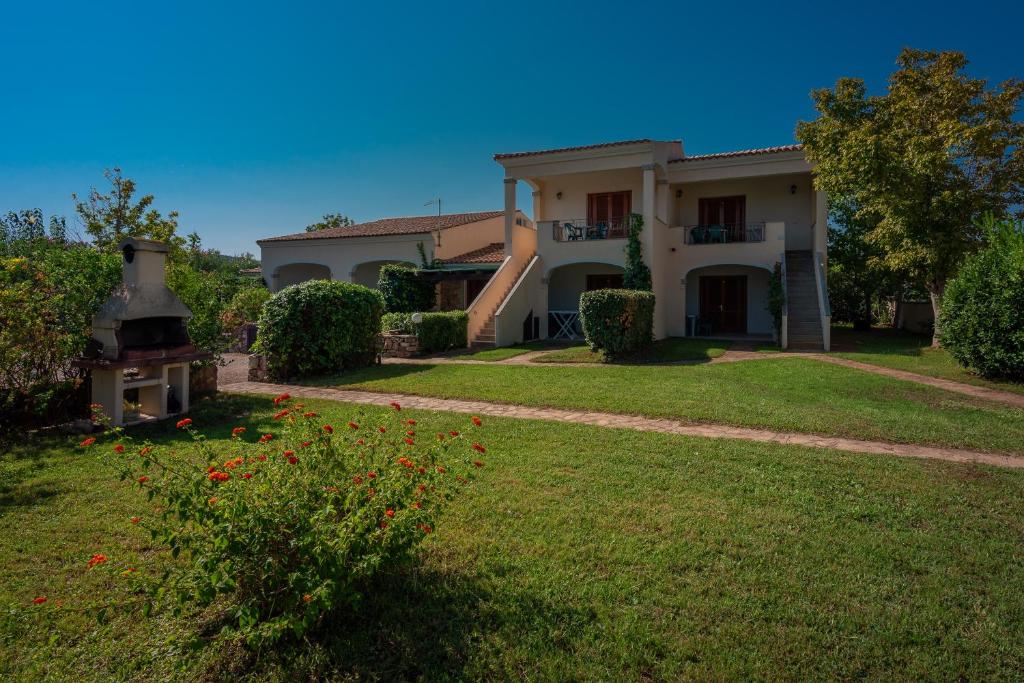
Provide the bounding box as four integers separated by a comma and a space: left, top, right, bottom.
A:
441, 242, 505, 265
494, 138, 672, 160
258, 210, 504, 243
669, 144, 803, 163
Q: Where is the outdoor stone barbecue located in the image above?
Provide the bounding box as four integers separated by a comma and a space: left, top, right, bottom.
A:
74, 238, 211, 426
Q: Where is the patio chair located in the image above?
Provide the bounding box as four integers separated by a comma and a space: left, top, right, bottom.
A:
564, 222, 583, 241
690, 226, 706, 244
594, 222, 608, 240
707, 225, 726, 243
696, 317, 714, 336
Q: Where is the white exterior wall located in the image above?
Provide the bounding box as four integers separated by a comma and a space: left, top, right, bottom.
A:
684, 265, 774, 335
547, 263, 625, 310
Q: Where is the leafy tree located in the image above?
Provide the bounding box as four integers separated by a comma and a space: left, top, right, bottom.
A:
306, 213, 354, 232
73, 168, 183, 251
797, 48, 1024, 346
1, 209, 66, 248
826, 199, 898, 330
622, 213, 652, 291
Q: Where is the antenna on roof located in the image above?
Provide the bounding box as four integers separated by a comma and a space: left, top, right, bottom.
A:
424, 198, 442, 248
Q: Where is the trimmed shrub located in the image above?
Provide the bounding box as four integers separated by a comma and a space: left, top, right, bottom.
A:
84, 395, 486, 645
377, 264, 435, 313
255, 280, 384, 379
579, 289, 655, 360
940, 217, 1024, 380
418, 311, 468, 352
220, 285, 271, 330
381, 311, 414, 333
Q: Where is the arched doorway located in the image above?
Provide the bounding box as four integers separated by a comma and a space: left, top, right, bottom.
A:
351, 260, 416, 289
273, 263, 331, 292
546, 262, 625, 339
684, 264, 773, 337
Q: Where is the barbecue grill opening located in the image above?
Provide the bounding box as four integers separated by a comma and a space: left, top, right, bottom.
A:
119, 317, 190, 350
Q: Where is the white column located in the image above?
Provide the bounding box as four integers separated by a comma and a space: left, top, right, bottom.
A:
504, 178, 517, 258
641, 164, 666, 338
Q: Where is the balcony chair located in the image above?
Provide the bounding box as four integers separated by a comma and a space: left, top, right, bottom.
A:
564, 222, 583, 241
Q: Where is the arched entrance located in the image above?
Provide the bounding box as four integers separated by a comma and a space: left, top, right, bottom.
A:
545, 261, 625, 339
273, 263, 331, 292
684, 264, 773, 338
351, 260, 416, 289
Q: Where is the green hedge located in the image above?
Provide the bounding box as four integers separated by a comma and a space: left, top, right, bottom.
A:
380, 311, 468, 353
255, 280, 384, 379
579, 289, 655, 360
940, 217, 1024, 380
377, 264, 435, 313
381, 312, 414, 333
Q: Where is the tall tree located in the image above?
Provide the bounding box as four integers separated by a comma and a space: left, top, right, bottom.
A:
826, 199, 897, 331
306, 213, 354, 232
797, 48, 1024, 345
73, 168, 182, 251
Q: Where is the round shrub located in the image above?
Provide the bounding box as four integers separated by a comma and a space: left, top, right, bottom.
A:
377, 264, 435, 313
255, 280, 384, 379
418, 311, 468, 352
381, 311, 414, 333
83, 395, 486, 645
940, 218, 1024, 380
220, 285, 271, 330
579, 289, 655, 361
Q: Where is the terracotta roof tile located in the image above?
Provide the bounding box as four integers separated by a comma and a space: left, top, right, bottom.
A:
494, 139, 672, 160
441, 242, 505, 265
669, 144, 803, 163
258, 211, 504, 243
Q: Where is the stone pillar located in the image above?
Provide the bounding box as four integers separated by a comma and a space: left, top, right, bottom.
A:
504, 177, 517, 258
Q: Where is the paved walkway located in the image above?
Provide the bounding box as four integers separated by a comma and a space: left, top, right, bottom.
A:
219, 381, 1024, 470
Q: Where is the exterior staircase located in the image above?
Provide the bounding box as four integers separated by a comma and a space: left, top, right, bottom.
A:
469, 254, 534, 348
785, 250, 824, 350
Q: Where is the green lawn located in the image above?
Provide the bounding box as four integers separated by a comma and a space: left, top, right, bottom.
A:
831, 326, 1024, 395
533, 337, 731, 364
319, 358, 1024, 454
458, 341, 551, 361
3, 394, 1023, 680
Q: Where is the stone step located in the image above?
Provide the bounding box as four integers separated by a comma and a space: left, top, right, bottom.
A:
470, 341, 495, 349
475, 334, 496, 343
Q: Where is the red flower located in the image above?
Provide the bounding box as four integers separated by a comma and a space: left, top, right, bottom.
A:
130, 516, 140, 524
404, 438, 414, 446
413, 501, 422, 509
323, 425, 334, 434
471, 416, 482, 427
259, 434, 274, 443
474, 460, 485, 468
436, 466, 446, 474
303, 411, 317, 418
176, 418, 192, 429
449, 430, 459, 437
274, 393, 290, 405
406, 419, 417, 425
33, 596, 47, 605
379, 521, 388, 529
353, 475, 363, 485
472, 443, 486, 454
257, 454, 267, 462
208, 497, 218, 505
356, 438, 366, 445
406, 430, 415, 436
417, 483, 427, 492
273, 409, 289, 420
87, 553, 107, 569
300, 441, 312, 449
79, 437, 96, 448
417, 466, 426, 474
288, 456, 298, 465
231, 426, 246, 437
437, 433, 445, 440
137, 476, 149, 484
113, 444, 125, 453
325, 485, 339, 493
367, 471, 377, 479
242, 472, 253, 479
139, 446, 153, 456
419, 524, 433, 534
390, 401, 401, 411
347, 421, 359, 430
302, 593, 313, 603
378, 426, 387, 433
385, 508, 395, 518
283, 449, 295, 457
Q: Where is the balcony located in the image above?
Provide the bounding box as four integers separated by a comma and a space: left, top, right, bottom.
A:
683, 223, 766, 245
546, 218, 629, 243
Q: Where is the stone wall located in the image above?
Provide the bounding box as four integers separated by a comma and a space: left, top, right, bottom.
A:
381, 333, 420, 358
190, 363, 218, 397
248, 354, 268, 382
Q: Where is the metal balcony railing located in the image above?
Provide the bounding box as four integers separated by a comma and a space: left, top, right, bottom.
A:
683, 223, 766, 245
548, 218, 629, 242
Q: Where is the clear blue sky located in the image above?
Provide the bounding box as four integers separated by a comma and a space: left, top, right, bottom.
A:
2, 0, 1022, 255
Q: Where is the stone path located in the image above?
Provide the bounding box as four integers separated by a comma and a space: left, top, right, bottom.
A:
219, 381, 1024, 470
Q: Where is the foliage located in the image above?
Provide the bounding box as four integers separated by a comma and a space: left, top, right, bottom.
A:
377, 264, 435, 313
0, 240, 121, 432
622, 213, 652, 291
417, 311, 468, 352
1, 208, 66, 245
220, 286, 271, 330
417, 241, 442, 269
73, 168, 184, 253
381, 312, 414, 333
797, 47, 1024, 345
579, 289, 655, 361
255, 280, 384, 379
767, 262, 785, 340
826, 199, 899, 330
940, 215, 1024, 380
83, 396, 484, 645
306, 213, 354, 232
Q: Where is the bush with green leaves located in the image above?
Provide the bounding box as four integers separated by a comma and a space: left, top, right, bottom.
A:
622, 213, 652, 291
82, 394, 486, 645
418, 311, 468, 352
579, 289, 655, 361
940, 216, 1024, 380
220, 286, 271, 330
255, 280, 384, 379
381, 311, 414, 333
377, 264, 435, 313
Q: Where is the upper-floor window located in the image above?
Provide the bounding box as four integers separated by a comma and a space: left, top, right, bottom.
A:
587, 191, 632, 226
698, 195, 745, 227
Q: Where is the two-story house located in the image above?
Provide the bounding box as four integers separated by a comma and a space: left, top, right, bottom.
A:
467, 139, 829, 350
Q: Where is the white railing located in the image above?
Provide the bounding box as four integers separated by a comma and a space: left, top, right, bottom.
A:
493, 254, 542, 346
544, 219, 629, 242
779, 253, 789, 350
813, 250, 831, 351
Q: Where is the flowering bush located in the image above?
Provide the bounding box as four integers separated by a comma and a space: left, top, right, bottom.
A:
80, 396, 486, 645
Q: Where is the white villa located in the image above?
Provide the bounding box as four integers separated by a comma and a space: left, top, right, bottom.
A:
258, 138, 829, 351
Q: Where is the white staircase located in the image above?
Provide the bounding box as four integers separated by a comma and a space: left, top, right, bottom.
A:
470, 255, 534, 348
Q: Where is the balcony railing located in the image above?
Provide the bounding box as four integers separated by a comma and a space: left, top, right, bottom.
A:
549, 218, 629, 242
683, 223, 766, 245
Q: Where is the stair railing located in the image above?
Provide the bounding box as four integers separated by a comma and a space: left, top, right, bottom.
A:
779, 253, 789, 350
813, 250, 831, 351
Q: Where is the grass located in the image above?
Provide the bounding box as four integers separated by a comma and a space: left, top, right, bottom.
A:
532, 337, 730, 364
319, 358, 1024, 454
457, 341, 551, 361
3, 393, 1024, 680
831, 326, 1024, 395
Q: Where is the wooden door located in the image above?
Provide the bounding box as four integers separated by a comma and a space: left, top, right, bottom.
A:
466, 278, 486, 306
698, 196, 746, 240
699, 275, 747, 334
